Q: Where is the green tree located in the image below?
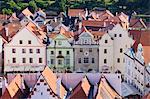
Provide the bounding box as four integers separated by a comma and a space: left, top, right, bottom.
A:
29, 0, 37, 13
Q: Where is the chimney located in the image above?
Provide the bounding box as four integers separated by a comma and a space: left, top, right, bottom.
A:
5, 27, 9, 37
85, 8, 88, 18
54, 17, 57, 22
116, 12, 118, 16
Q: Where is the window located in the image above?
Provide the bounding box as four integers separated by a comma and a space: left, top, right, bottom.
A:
58, 41, 62, 45
84, 39, 88, 44
34, 88, 37, 91
12, 58, 16, 63
51, 59, 54, 64
12, 49, 16, 53
58, 60, 62, 65
36, 49, 40, 53
29, 58, 33, 63
92, 58, 95, 63
66, 59, 70, 65
39, 58, 42, 63
104, 49, 107, 54
66, 51, 70, 55
19, 40, 23, 44
29, 49, 33, 53
84, 58, 89, 63
78, 58, 81, 63
89, 48, 92, 52
51, 51, 54, 55
22, 58, 26, 63
120, 48, 123, 53
117, 58, 120, 63
22, 49, 26, 53
80, 48, 83, 52
119, 34, 122, 37
114, 34, 117, 37
58, 51, 62, 55
28, 40, 31, 44
105, 40, 108, 43
104, 59, 107, 64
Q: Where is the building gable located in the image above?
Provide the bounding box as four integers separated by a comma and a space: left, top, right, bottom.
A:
7, 27, 44, 46
49, 34, 72, 47
30, 75, 59, 99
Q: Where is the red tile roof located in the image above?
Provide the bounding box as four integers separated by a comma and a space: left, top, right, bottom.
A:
2, 74, 24, 98
69, 76, 91, 99
68, 9, 85, 17
22, 8, 33, 17
0, 22, 21, 41
130, 18, 147, 29
42, 66, 57, 94
130, 30, 150, 64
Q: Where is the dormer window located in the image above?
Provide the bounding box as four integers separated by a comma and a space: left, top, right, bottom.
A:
19, 40, 23, 44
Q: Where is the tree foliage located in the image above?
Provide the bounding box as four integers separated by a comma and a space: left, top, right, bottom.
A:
0, 0, 149, 15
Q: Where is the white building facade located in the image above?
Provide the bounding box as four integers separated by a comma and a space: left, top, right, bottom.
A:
108, 24, 133, 74
4, 27, 46, 73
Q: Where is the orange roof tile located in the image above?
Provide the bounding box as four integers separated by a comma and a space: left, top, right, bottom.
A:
0, 22, 21, 41
42, 66, 57, 94
143, 46, 150, 64
6, 74, 22, 98
96, 76, 121, 99
82, 20, 105, 27
22, 8, 33, 17
68, 9, 85, 17
130, 18, 147, 29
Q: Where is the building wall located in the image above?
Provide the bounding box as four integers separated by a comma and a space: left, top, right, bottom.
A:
124, 49, 145, 95
74, 46, 99, 72
4, 27, 46, 72
47, 34, 74, 71
73, 32, 99, 72
0, 37, 3, 73
99, 33, 113, 73
108, 24, 133, 74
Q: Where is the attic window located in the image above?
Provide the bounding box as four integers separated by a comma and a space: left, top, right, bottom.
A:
40, 79, 44, 82
37, 83, 40, 85
34, 88, 37, 91
47, 88, 50, 91
44, 83, 47, 85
